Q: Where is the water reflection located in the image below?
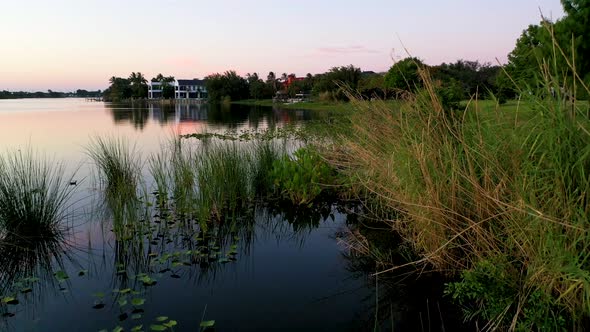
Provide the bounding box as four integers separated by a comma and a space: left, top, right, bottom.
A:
105, 102, 316, 132
0, 226, 72, 291
341, 220, 473, 332
0, 224, 77, 327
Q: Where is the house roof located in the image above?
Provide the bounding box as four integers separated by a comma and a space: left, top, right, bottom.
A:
177, 79, 206, 86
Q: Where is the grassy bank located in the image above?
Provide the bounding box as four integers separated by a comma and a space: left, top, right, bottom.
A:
326, 56, 590, 329
233, 98, 362, 112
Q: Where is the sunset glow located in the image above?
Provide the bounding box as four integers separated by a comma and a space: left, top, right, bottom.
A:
0, 0, 565, 91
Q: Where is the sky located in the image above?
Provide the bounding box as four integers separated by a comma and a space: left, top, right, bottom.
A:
0, 0, 565, 91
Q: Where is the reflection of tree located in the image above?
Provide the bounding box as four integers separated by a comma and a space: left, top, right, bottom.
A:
106, 102, 150, 130
105, 101, 315, 133
340, 220, 473, 331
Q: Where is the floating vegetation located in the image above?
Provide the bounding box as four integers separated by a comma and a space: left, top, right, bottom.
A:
181, 125, 311, 142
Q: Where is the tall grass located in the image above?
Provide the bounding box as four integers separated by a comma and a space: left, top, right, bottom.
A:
0, 149, 75, 230
250, 140, 284, 194
86, 136, 140, 198
170, 137, 198, 216
87, 136, 146, 238
329, 44, 590, 329
195, 142, 253, 221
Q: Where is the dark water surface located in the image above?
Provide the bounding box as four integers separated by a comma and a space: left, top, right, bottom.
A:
0, 99, 463, 331
0, 99, 376, 331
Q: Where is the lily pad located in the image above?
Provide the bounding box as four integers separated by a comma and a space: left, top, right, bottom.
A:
118, 298, 128, 307
163, 320, 177, 328
150, 325, 166, 331
155, 316, 168, 322
54, 270, 69, 281
200, 320, 216, 327
131, 298, 145, 306
2, 297, 18, 305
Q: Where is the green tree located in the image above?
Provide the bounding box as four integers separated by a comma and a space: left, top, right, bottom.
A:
103, 77, 132, 102
384, 57, 424, 95
247, 72, 271, 100
151, 73, 175, 99
358, 72, 387, 99
432, 60, 501, 99
205, 71, 249, 102
266, 71, 278, 94
128, 72, 148, 99
505, 1, 590, 98
311, 65, 362, 101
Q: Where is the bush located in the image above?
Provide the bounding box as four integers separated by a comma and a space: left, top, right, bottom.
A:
271, 147, 335, 205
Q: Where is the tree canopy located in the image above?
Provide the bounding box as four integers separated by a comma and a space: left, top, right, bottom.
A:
384, 57, 423, 94
205, 71, 250, 102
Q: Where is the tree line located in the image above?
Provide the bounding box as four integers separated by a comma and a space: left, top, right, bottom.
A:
0, 89, 102, 99
104, 0, 588, 104
202, 62, 503, 105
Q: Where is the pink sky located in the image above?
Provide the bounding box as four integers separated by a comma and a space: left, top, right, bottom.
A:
0, 0, 565, 91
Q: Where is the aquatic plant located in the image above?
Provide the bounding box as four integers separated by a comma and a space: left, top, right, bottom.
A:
271, 146, 336, 205
86, 136, 141, 198
149, 151, 170, 207
249, 140, 284, 195
169, 137, 197, 216
0, 149, 76, 230
195, 142, 253, 221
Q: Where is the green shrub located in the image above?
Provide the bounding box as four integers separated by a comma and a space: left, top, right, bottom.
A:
446, 260, 568, 331
271, 147, 335, 205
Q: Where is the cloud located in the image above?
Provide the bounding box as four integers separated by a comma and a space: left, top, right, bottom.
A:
315, 45, 382, 55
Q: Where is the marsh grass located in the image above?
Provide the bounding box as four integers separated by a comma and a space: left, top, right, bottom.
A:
329, 35, 590, 329
170, 138, 198, 216
195, 142, 253, 222
149, 151, 170, 207
0, 149, 76, 231
86, 136, 140, 198
87, 136, 149, 240
250, 141, 285, 195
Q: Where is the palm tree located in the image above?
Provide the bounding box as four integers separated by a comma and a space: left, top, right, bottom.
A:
128, 72, 148, 99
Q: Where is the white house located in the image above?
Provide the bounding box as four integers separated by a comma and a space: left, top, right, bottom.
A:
148, 79, 207, 100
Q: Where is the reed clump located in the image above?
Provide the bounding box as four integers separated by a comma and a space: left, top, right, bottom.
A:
0, 149, 75, 231
86, 136, 141, 198
329, 49, 590, 329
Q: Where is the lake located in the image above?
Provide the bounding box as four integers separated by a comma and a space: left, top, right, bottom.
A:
0, 98, 463, 331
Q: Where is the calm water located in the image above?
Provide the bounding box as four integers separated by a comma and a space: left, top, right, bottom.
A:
0, 99, 377, 331
0, 99, 463, 331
